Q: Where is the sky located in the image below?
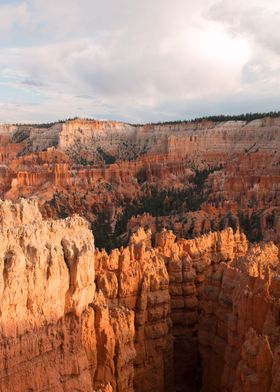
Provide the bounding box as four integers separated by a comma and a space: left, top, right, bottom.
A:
0, 0, 280, 123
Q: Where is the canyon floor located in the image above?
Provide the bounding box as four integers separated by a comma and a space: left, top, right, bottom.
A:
0, 116, 279, 391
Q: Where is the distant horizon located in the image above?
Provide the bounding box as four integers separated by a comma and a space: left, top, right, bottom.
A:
2, 109, 280, 127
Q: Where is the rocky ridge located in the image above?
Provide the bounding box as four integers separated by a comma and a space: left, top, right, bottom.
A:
0, 117, 279, 250
2, 118, 280, 162
0, 199, 279, 391
0, 199, 134, 392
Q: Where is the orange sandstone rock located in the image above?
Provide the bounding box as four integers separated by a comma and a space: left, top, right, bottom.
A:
0, 199, 280, 392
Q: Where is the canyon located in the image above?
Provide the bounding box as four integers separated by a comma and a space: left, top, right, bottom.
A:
0, 115, 279, 391
0, 199, 279, 392
0, 117, 279, 249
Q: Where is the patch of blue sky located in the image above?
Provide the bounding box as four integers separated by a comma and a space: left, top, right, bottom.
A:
0, 0, 23, 4
0, 79, 46, 104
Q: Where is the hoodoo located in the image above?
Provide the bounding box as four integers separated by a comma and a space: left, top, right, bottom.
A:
0, 199, 279, 391
1, 0, 279, 388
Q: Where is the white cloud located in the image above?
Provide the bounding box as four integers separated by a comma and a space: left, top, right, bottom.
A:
0, 0, 279, 123
0, 2, 30, 38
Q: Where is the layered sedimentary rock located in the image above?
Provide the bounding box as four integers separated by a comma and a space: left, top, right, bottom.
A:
1, 199, 280, 391
95, 228, 173, 392
0, 199, 136, 392
154, 227, 249, 390
155, 229, 280, 392
1, 116, 279, 250
0, 200, 173, 392
2, 117, 280, 162
30, 118, 280, 161
94, 225, 280, 392
198, 241, 280, 392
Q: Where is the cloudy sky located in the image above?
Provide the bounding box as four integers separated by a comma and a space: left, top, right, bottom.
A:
0, 0, 279, 123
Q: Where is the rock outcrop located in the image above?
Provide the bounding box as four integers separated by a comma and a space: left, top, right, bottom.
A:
0, 116, 280, 391
0, 199, 135, 392
1, 201, 279, 392
1, 116, 280, 250
155, 227, 249, 390
3, 117, 280, 163
95, 228, 173, 392
198, 241, 280, 392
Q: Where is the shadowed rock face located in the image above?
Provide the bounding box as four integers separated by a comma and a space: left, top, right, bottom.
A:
0, 199, 279, 392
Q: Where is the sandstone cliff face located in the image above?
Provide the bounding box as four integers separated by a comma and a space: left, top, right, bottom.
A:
94, 222, 280, 392
1, 200, 280, 392
0, 125, 17, 137
154, 227, 249, 391
49, 117, 280, 166
3, 117, 280, 163
198, 241, 280, 392
1, 117, 280, 250
0, 199, 136, 392
95, 228, 173, 392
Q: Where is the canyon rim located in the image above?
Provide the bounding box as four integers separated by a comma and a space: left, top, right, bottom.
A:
0, 116, 279, 392
1, 0, 280, 391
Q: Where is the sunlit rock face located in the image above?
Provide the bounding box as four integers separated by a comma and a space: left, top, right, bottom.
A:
95, 227, 173, 392
1, 116, 280, 251
1, 113, 280, 392
1, 201, 279, 392
4, 117, 280, 162
0, 199, 136, 392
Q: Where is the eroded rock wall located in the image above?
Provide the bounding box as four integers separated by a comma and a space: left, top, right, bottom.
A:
57, 118, 280, 161
0, 199, 135, 392
95, 228, 173, 392
1, 117, 280, 250
0, 199, 280, 392
3, 117, 280, 163
154, 228, 248, 390
199, 241, 280, 392
95, 224, 280, 392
